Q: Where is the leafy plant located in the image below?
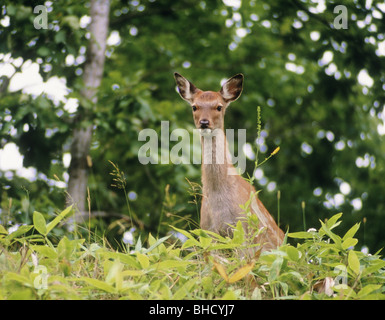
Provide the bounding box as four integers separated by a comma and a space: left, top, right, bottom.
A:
1, 204, 384, 300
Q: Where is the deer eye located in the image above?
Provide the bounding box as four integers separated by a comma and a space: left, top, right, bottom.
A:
192, 105, 197, 112
216, 106, 222, 111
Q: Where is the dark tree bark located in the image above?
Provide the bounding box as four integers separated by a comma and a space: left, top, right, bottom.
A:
67, 0, 110, 217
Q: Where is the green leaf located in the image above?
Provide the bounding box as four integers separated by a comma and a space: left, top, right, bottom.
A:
147, 233, 156, 247
287, 231, 315, 239
135, 236, 143, 252
191, 229, 227, 242
5, 272, 31, 286
142, 234, 171, 254
78, 277, 116, 293
156, 260, 190, 270
57, 236, 84, 260
333, 285, 356, 299
98, 252, 141, 269
206, 242, 241, 251
357, 284, 382, 298
31, 245, 58, 259
181, 238, 201, 249
8, 289, 35, 300
136, 252, 150, 269
37, 46, 50, 57
199, 235, 214, 248
122, 270, 145, 277
320, 220, 341, 247
326, 213, 343, 230
232, 220, 245, 244
201, 276, 213, 294
285, 246, 301, 261
342, 223, 361, 241
170, 226, 195, 241
54, 30, 66, 44
269, 256, 283, 282
0, 224, 8, 235
342, 238, 358, 250
105, 260, 124, 289
172, 279, 196, 300
361, 259, 385, 277
348, 250, 360, 275
33, 211, 47, 236
46, 205, 73, 234
7, 225, 33, 240
221, 290, 237, 300
6, 4, 17, 16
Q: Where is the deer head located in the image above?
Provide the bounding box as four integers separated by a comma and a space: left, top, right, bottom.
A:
174, 73, 244, 131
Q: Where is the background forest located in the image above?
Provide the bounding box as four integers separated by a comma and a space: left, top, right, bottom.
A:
1, 0, 385, 253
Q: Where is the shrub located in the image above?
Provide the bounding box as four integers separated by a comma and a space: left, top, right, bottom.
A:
0, 206, 384, 300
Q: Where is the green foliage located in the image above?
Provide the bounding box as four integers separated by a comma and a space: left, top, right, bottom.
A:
1, 207, 384, 300
1, 0, 385, 253
1, 0, 385, 300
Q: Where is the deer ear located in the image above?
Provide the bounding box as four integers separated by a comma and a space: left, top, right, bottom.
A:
174, 72, 199, 104
220, 73, 243, 103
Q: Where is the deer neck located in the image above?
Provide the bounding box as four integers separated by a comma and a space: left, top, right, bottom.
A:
201, 129, 234, 192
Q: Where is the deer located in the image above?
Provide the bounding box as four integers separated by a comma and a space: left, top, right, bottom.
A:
174, 72, 284, 252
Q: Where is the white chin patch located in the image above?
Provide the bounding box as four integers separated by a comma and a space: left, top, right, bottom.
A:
199, 128, 212, 137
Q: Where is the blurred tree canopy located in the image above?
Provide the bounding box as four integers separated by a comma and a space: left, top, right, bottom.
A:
0, 0, 384, 251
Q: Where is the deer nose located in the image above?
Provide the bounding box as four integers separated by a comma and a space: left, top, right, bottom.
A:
200, 119, 210, 128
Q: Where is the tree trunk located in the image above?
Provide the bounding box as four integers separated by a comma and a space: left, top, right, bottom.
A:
66, 0, 110, 217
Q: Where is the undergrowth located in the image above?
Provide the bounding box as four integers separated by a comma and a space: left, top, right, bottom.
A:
1, 203, 385, 300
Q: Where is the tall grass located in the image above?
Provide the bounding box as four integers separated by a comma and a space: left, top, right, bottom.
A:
0, 203, 384, 300
109, 160, 135, 228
